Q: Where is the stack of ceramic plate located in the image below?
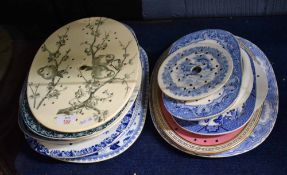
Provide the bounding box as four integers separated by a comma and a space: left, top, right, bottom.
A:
18, 17, 149, 163
150, 29, 278, 157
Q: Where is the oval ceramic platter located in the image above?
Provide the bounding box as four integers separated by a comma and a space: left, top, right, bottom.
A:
25, 47, 149, 161
20, 46, 143, 142
160, 95, 245, 146
172, 46, 268, 136
150, 48, 261, 155
26, 17, 140, 133
150, 37, 277, 157
162, 29, 242, 120
158, 39, 234, 101
203, 37, 278, 157
158, 29, 241, 101
177, 48, 252, 107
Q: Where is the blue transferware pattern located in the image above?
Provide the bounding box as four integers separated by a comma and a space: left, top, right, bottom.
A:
25, 105, 134, 158
174, 53, 256, 135
26, 47, 149, 160
160, 45, 232, 99
207, 37, 278, 157
163, 29, 242, 120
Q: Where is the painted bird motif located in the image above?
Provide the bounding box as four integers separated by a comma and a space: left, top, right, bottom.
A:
37, 65, 66, 80
80, 54, 121, 79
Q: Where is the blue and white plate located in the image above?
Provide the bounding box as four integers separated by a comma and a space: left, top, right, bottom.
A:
204, 37, 278, 157
25, 103, 135, 158
173, 46, 264, 135
158, 38, 234, 101
25, 47, 149, 160
158, 29, 240, 101
162, 29, 242, 120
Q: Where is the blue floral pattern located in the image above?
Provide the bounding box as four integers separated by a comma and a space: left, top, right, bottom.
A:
203, 37, 278, 157
25, 105, 134, 158
173, 53, 256, 135
161, 46, 231, 98
163, 29, 242, 120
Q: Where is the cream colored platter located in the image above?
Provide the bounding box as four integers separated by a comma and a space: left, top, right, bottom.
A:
26, 17, 140, 133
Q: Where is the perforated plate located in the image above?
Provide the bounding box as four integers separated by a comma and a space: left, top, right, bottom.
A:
172, 47, 264, 135
162, 29, 242, 120
158, 39, 233, 100
150, 47, 261, 155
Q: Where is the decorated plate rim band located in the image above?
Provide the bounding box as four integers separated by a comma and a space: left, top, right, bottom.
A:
150, 49, 261, 155
26, 17, 141, 133
158, 29, 242, 101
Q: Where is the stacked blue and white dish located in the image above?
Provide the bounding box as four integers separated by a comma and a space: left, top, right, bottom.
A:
18, 17, 149, 163
150, 29, 278, 157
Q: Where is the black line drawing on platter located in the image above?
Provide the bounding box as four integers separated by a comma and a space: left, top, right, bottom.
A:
54, 17, 136, 123
28, 27, 71, 109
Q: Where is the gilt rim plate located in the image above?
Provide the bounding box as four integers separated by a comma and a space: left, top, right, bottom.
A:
26, 17, 141, 133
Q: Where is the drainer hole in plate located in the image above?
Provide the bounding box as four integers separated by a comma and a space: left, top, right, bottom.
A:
191, 66, 202, 75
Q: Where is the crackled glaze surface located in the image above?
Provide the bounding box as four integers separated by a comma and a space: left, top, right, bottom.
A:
26, 17, 140, 133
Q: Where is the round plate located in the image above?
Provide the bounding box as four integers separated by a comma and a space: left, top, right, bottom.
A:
158, 39, 234, 101
30, 48, 149, 162
150, 48, 261, 155
162, 30, 242, 120
26, 17, 140, 133
188, 37, 278, 157
20, 47, 145, 141
160, 95, 245, 146
173, 48, 260, 135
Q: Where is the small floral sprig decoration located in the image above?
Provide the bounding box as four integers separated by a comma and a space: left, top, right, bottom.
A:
29, 27, 71, 109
